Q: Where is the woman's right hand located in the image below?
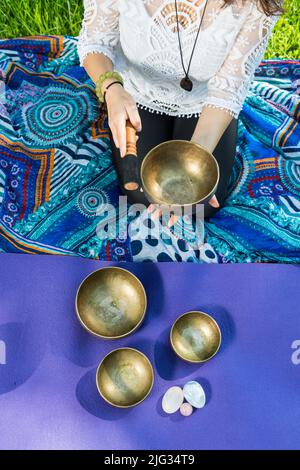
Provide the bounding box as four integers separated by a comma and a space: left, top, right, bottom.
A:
105, 84, 142, 157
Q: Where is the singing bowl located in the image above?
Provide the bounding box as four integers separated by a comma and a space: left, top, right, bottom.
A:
96, 348, 154, 408
75, 267, 147, 339
140, 140, 219, 206
170, 311, 221, 363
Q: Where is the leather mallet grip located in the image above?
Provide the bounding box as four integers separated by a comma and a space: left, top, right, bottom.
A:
121, 120, 139, 191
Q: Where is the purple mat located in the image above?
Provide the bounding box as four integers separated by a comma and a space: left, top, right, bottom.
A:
0, 254, 299, 450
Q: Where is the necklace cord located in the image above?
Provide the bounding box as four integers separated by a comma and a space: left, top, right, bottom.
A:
175, 0, 209, 78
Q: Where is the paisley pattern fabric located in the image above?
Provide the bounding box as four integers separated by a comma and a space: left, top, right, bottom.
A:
0, 35, 299, 263
17, 84, 95, 148
205, 61, 300, 263
0, 36, 131, 260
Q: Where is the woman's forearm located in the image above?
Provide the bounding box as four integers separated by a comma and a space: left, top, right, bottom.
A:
191, 105, 233, 154
83, 52, 118, 93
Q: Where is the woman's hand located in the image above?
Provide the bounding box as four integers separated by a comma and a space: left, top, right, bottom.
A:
105, 84, 142, 157
190, 105, 235, 210
207, 195, 219, 208
190, 135, 219, 210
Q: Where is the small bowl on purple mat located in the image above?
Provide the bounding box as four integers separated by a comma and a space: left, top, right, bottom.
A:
170, 311, 221, 363
75, 267, 147, 339
96, 347, 154, 408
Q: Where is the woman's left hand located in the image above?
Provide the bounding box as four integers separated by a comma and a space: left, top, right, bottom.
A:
147, 193, 219, 228
208, 194, 220, 208
189, 133, 220, 211
146, 204, 179, 228
148, 194, 220, 226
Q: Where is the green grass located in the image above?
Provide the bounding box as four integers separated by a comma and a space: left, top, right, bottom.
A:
0, 0, 299, 59
265, 0, 300, 59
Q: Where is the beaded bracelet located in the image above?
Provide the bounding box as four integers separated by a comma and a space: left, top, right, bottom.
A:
95, 71, 124, 103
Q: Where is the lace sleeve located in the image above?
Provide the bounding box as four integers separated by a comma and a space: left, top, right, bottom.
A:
77, 0, 120, 67
204, 4, 280, 118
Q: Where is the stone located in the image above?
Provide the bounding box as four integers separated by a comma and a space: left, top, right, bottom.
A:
183, 380, 206, 409
162, 386, 184, 414
180, 402, 193, 417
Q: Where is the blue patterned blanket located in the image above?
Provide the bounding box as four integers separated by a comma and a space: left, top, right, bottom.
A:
0, 36, 299, 262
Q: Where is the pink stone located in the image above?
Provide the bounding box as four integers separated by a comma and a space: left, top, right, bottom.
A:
180, 402, 193, 417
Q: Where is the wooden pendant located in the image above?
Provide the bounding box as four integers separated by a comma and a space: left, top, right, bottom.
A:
180, 77, 193, 92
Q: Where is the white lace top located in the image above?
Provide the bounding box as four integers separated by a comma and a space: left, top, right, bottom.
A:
77, 0, 280, 118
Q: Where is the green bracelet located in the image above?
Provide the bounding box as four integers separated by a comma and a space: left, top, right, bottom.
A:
95, 71, 124, 103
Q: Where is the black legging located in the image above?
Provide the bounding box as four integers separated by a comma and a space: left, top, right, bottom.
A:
109, 106, 238, 218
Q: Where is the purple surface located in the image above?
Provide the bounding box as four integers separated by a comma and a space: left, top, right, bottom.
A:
0, 254, 299, 450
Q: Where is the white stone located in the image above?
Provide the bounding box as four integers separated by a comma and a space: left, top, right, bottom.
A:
183, 381, 206, 409
162, 386, 184, 414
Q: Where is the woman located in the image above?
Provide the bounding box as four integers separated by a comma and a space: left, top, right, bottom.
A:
77, 0, 282, 218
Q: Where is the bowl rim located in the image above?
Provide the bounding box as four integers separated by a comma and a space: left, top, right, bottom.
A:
75, 266, 147, 340
170, 310, 222, 363
140, 139, 220, 207
96, 347, 155, 408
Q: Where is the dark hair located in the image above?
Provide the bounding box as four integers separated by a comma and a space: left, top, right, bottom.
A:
223, 0, 284, 16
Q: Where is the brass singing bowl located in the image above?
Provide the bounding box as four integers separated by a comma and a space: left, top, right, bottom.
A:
140, 140, 219, 206
75, 267, 147, 339
170, 311, 222, 363
96, 348, 154, 408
